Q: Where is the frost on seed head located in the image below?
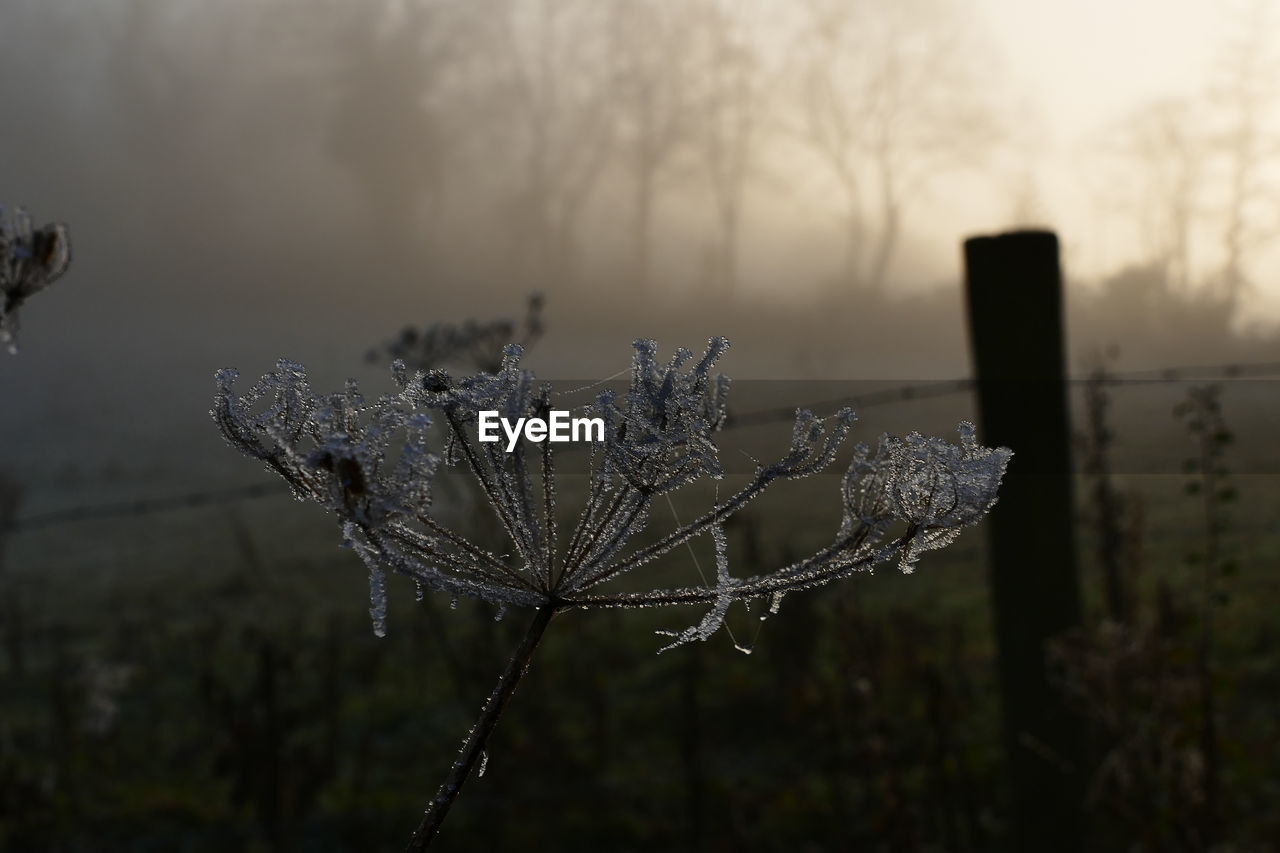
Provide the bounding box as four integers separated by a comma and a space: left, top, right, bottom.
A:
589, 337, 731, 493
842, 421, 1012, 573
213, 338, 1010, 647
0, 206, 72, 353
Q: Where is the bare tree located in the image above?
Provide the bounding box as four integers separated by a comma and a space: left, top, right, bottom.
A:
607, 0, 699, 291
92, 0, 351, 231
327, 0, 474, 256
98, 0, 232, 195
796, 0, 1003, 294
479, 0, 617, 288
688, 0, 767, 295
1206, 0, 1280, 307
1089, 99, 1205, 292
1081, 0, 1280, 313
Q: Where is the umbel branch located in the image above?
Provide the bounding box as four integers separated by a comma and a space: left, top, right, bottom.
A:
213, 336, 1011, 846
0, 206, 72, 354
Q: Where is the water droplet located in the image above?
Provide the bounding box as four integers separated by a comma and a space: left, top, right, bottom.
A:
478, 751, 489, 778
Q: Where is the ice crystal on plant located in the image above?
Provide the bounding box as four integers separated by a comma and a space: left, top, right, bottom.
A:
843, 421, 1012, 573
213, 338, 1010, 648
589, 338, 730, 493
0, 206, 72, 353
655, 523, 734, 651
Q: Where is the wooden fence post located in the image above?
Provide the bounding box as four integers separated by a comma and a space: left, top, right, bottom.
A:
963, 230, 1084, 852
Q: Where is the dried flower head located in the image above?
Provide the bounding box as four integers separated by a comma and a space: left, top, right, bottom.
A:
1, 206, 72, 353
213, 337, 1011, 646
213, 336, 1012, 848
843, 422, 1011, 572
367, 292, 544, 372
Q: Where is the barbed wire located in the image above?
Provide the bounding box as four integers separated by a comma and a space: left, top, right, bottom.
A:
6, 359, 1280, 534
7, 482, 282, 533
722, 377, 976, 429
721, 360, 1280, 429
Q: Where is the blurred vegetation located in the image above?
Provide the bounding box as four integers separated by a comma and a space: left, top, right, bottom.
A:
3, 1, 1280, 849
3, 377, 1279, 850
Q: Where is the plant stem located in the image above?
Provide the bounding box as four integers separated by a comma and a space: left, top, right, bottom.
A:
406, 604, 556, 851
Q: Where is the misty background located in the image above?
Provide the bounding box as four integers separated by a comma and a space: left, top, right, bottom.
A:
3, 1, 1280, 849
5, 0, 1280, 503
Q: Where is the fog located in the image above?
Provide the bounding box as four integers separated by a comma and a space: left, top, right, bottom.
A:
7, 4, 1280, 849
3, 0, 1280, 500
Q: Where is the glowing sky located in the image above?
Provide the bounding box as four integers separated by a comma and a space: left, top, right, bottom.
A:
980, 0, 1224, 135
966, 0, 1280, 323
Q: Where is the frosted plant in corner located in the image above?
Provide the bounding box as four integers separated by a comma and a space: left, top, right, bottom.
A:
212, 337, 1011, 850
0, 206, 72, 354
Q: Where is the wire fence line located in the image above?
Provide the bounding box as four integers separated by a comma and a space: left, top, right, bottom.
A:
6, 359, 1280, 534
7, 482, 283, 533
723, 360, 1280, 428
721, 377, 976, 429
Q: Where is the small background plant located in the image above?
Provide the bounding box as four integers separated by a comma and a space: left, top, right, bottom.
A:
0, 206, 71, 354
1051, 379, 1276, 851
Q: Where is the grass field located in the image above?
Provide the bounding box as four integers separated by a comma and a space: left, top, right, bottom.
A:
2, 379, 1278, 850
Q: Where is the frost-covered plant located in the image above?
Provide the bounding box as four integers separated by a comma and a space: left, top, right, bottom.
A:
367, 292, 544, 372
212, 337, 1010, 850
1, 206, 72, 354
